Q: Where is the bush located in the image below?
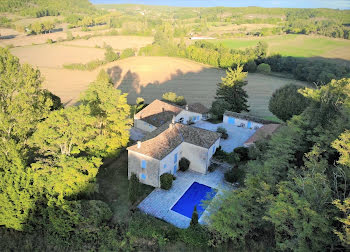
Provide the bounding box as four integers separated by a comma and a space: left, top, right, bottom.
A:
120, 48, 135, 59
66, 31, 74, 41
257, 63, 271, 74
208, 163, 218, 172
244, 60, 257, 72
210, 99, 230, 119
63, 59, 105, 71
160, 173, 173, 190
46, 38, 53, 44
216, 127, 228, 139
179, 157, 190, 172
224, 165, 245, 184
234, 147, 249, 162
269, 84, 310, 121
162, 92, 187, 106
180, 225, 209, 247
104, 46, 119, 62
129, 173, 140, 204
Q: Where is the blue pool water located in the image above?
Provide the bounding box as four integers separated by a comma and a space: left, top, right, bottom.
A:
171, 182, 217, 218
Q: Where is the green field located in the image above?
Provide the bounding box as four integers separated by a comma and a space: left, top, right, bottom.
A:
216, 34, 350, 60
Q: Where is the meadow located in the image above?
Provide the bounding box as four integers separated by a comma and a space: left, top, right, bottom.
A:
9, 38, 308, 117
215, 34, 350, 61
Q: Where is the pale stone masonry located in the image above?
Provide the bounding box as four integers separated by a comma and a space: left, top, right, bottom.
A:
127, 122, 220, 187
133, 99, 210, 132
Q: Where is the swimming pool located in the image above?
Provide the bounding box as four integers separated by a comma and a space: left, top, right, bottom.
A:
171, 182, 217, 218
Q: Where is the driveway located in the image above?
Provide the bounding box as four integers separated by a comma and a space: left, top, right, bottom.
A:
138, 168, 233, 228
193, 121, 256, 152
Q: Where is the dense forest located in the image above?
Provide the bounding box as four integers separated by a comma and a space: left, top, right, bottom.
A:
0, 0, 99, 16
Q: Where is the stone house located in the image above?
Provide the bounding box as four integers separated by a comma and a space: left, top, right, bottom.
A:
223, 111, 277, 130
127, 121, 221, 187
134, 99, 210, 132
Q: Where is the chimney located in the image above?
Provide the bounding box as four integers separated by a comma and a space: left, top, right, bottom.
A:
137, 141, 141, 149
162, 107, 165, 112
172, 115, 175, 124
185, 105, 189, 111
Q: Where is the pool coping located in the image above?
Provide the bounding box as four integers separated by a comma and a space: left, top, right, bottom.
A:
138, 168, 233, 228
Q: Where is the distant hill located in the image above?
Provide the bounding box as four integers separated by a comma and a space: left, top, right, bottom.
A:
0, 0, 99, 16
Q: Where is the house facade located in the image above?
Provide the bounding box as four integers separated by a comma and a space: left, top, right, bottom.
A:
127, 122, 220, 187
134, 100, 209, 132
223, 111, 276, 130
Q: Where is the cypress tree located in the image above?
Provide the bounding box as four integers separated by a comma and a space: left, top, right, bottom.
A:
216, 66, 249, 113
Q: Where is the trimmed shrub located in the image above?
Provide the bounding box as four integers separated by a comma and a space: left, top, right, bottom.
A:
179, 157, 190, 172
46, 38, 53, 44
217, 126, 228, 139
257, 63, 271, 74
129, 173, 140, 204
160, 173, 173, 190
234, 147, 249, 162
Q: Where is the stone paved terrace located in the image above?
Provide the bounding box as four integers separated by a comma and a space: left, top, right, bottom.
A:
193, 121, 256, 152
138, 167, 233, 228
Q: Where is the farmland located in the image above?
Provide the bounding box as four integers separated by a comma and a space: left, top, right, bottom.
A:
9, 41, 308, 117
215, 34, 350, 61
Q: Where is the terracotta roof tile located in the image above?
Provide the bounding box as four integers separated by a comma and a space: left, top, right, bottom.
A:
244, 124, 281, 146
128, 123, 221, 160
186, 103, 209, 114
134, 100, 183, 127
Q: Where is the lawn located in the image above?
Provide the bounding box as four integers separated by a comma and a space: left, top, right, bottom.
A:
96, 150, 154, 223
215, 34, 350, 61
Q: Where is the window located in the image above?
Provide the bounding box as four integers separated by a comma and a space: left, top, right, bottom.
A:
140, 173, 146, 180
228, 117, 235, 124
196, 116, 200, 121
212, 146, 216, 154
141, 160, 147, 169
174, 153, 178, 163
163, 164, 167, 169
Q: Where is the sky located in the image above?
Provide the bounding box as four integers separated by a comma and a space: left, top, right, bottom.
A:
90, 0, 350, 9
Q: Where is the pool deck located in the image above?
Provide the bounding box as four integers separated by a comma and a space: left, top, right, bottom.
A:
193, 121, 256, 152
138, 167, 233, 228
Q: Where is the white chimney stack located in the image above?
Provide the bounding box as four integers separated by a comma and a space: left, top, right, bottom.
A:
172, 115, 176, 124
185, 105, 189, 111
137, 141, 141, 148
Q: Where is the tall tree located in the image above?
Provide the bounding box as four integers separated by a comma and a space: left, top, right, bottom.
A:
79, 70, 131, 157
0, 48, 52, 147
215, 66, 249, 113
269, 84, 310, 121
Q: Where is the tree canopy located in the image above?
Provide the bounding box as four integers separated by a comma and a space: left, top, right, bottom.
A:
215, 66, 249, 113
269, 83, 310, 121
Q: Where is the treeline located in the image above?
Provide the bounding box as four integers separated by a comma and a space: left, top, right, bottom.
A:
139, 25, 350, 84
63, 47, 135, 71
260, 54, 350, 84
208, 78, 350, 251
0, 0, 99, 16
